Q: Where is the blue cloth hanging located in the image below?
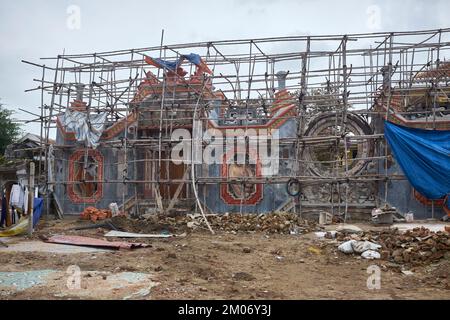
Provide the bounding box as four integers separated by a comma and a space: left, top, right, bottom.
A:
33, 198, 44, 227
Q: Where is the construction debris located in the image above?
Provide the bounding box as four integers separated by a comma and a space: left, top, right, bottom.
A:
405, 212, 414, 222
390, 223, 448, 233
371, 206, 396, 224
401, 270, 414, 276
190, 212, 318, 234
111, 212, 318, 235
315, 231, 337, 239
81, 207, 112, 222
315, 232, 327, 238
336, 227, 450, 265
318, 211, 333, 225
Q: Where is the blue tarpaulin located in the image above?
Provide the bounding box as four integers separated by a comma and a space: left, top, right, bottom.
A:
144, 53, 212, 74
144, 56, 178, 71
152, 58, 178, 71
145, 55, 199, 71
182, 53, 213, 74
384, 121, 450, 209
182, 53, 202, 66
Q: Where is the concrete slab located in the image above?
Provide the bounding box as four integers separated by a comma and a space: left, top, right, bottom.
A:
0, 240, 110, 254
57, 271, 159, 299
0, 269, 158, 299
0, 270, 56, 291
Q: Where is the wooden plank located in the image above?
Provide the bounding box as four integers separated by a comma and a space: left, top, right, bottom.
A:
166, 166, 190, 212
155, 187, 164, 213
52, 192, 64, 219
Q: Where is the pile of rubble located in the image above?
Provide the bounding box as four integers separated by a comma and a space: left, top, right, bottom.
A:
113, 212, 319, 235
110, 215, 176, 234
336, 227, 450, 265
195, 212, 318, 234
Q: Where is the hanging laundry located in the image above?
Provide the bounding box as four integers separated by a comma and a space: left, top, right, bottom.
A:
9, 184, 24, 209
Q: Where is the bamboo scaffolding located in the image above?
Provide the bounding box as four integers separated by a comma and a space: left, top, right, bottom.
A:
19, 28, 450, 221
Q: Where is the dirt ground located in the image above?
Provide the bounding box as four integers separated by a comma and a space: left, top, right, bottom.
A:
0, 217, 449, 300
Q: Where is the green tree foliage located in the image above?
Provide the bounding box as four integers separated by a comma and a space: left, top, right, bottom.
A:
0, 102, 22, 155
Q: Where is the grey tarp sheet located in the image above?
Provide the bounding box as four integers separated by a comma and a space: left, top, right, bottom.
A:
60, 110, 107, 148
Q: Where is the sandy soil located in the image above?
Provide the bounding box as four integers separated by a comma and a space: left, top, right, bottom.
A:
0, 217, 449, 300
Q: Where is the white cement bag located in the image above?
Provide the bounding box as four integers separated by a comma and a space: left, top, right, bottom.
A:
351, 241, 381, 253
338, 240, 357, 254
361, 250, 381, 259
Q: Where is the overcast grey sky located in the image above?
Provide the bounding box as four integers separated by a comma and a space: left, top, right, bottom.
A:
0, 0, 448, 136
